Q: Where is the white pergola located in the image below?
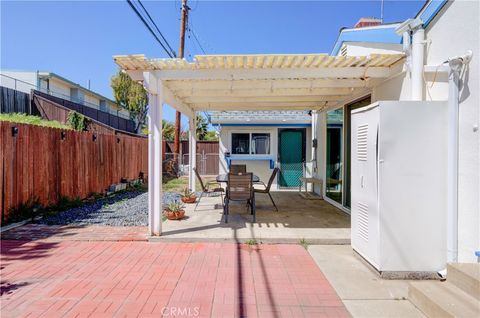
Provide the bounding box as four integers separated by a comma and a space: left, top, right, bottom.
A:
114, 53, 404, 236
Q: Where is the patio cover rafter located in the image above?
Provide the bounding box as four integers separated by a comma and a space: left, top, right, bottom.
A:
114, 53, 404, 113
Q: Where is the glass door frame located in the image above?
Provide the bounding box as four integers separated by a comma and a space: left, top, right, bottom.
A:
323, 95, 371, 214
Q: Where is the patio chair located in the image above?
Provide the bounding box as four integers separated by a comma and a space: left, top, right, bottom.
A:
224, 172, 255, 223
193, 167, 224, 211
254, 168, 279, 211
230, 164, 247, 174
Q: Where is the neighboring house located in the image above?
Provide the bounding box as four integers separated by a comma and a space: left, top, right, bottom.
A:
210, 111, 313, 188
0, 70, 130, 120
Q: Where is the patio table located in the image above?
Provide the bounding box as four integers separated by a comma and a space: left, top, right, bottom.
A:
216, 173, 260, 183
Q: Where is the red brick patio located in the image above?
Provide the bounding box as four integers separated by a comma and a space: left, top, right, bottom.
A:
1, 240, 350, 318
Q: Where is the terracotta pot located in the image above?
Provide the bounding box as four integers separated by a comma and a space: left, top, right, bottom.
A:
181, 196, 197, 204
163, 210, 186, 220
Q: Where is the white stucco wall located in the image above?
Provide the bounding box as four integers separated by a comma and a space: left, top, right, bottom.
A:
424, 0, 479, 262
0, 70, 37, 94
219, 126, 311, 188
48, 78, 71, 99
342, 42, 403, 56
84, 93, 100, 109
368, 0, 479, 262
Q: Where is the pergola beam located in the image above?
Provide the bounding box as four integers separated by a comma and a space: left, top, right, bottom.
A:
190, 101, 330, 111
162, 85, 195, 118
183, 95, 347, 103
153, 66, 393, 81
171, 88, 357, 98
164, 79, 368, 90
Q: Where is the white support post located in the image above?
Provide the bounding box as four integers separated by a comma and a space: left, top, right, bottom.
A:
188, 114, 197, 191
146, 74, 163, 236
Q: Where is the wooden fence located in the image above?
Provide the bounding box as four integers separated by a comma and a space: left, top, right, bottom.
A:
0, 121, 148, 224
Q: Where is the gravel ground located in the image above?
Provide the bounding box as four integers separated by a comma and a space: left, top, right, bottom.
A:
38, 191, 182, 226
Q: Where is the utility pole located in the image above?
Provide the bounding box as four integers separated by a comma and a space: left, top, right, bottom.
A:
174, 0, 189, 161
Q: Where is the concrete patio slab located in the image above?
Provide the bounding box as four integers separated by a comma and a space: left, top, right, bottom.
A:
154, 192, 351, 244
308, 245, 425, 317
1, 224, 148, 241
1, 240, 351, 318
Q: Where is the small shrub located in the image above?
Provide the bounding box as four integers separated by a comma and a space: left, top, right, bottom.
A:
245, 239, 258, 246
6, 198, 42, 224
181, 187, 196, 198
165, 201, 184, 212
55, 196, 83, 210
299, 238, 309, 250
67, 111, 89, 131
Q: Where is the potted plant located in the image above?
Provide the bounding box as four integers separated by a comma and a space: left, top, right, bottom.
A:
180, 187, 197, 204
163, 201, 186, 220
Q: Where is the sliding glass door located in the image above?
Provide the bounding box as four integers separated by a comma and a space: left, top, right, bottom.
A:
325, 109, 343, 204
325, 96, 371, 209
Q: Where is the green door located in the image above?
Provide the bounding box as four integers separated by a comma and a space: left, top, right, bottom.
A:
279, 130, 304, 187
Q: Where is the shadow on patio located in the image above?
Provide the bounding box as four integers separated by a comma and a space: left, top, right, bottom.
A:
154, 191, 351, 244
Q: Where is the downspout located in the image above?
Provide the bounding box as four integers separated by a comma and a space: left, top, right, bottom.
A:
411, 26, 425, 101
445, 51, 473, 263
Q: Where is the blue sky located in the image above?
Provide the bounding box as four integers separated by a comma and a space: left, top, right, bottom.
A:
1, 0, 424, 126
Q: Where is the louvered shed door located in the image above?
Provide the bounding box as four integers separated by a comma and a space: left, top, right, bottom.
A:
351, 104, 380, 268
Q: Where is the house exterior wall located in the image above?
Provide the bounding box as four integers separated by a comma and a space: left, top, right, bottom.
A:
330, 0, 479, 262
0, 70, 37, 94
342, 42, 403, 56
423, 0, 479, 262
219, 125, 311, 188
84, 93, 100, 109
48, 78, 72, 99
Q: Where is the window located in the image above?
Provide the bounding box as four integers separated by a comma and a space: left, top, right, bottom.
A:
251, 133, 270, 154
232, 133, 250, 154
231, 133, 271, 155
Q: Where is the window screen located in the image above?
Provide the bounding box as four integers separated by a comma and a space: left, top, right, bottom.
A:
251, 133, 270, 154
231, 133, 250, 154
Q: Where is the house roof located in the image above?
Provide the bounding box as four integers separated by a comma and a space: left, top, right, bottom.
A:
37, 72, 119, 107
114, 53, 404, 113
330, 23, 402, 56
330, 0, 448, 56
210, 111, 311, 124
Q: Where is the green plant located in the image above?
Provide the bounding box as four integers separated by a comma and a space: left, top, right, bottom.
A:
111, 70, 148, 133
245, 239, 258, 246
165, 200, 185, 212
55, 196, 83, 210
0, 113, 70, 129
67, 111, 89, 131
181, 187, 196, 198
299, 238, 309, 250
5, 198, 42, 224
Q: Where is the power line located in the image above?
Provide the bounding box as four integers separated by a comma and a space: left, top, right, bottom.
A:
126, 0, 175, 58
188, 27, 207, 54
137, 0, 177, 57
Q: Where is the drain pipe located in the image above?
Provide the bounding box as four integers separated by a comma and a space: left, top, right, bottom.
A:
395, 18, 424, 100
411, 26, 425, 100
446, 51, 473, 263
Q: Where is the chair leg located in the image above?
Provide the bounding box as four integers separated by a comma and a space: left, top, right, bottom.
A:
252, 196, 256, 223
194, 191, 204, 211
224, 198, 229, 223
268, 192, 278, 211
